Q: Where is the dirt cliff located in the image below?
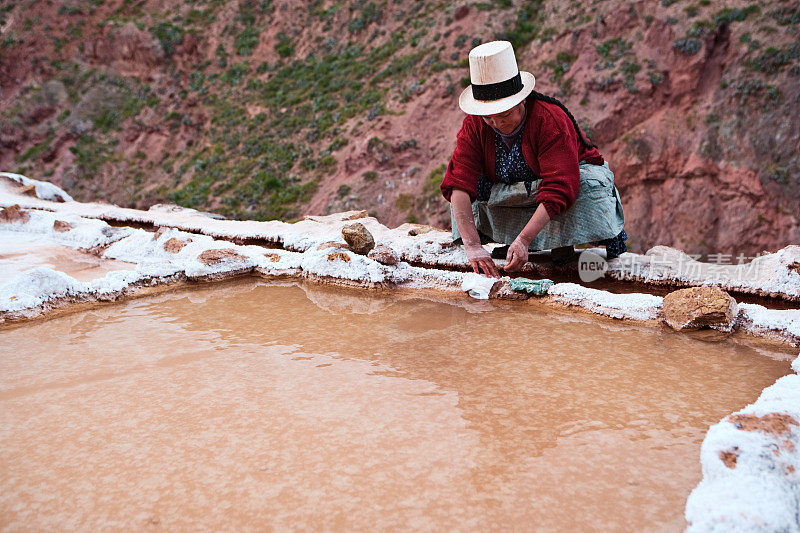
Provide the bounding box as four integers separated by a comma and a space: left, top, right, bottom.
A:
1, 0, 798, 256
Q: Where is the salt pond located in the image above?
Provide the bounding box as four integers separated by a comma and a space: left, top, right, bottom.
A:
0, 280, 792, 531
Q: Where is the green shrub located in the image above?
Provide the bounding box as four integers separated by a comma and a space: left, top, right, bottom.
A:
647, 70, 664, 85
541, 51, 577, 83
494, 0, 543, 47
395, 193, 413, 210
746, 44, 800, 73
620, 59, 641, 91
328, 137, 348, 151
713, 5, 760, 26
69, 135, 112, 177
221, 62, 249, 85
235, 27, 260, 56
423, 163, 446, 195
371, 50, 426, 85
732, 78, 780, 104
673, 38, 701, 55
216, 44, 228, 67
275, 32, 294, 58
596, 38, 630, 60
149, 22, 183, 56
319, 154, 337, 169
16, 135, 54, 163
93, 108, 121, 132
768, 7, 800, 26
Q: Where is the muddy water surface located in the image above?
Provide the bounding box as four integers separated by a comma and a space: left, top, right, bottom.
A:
0, 280, 792, 531
0, 234, 135, 282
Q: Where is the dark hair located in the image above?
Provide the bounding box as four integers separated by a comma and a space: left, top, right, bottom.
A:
530, 91, 596, 150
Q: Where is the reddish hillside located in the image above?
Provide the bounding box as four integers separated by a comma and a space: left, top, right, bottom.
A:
1, 0, 798, 256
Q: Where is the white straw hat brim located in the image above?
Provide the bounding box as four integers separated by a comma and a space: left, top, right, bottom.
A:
458, 71, 536, 116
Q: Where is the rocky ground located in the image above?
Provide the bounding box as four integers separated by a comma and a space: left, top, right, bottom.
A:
1, 0, 798, 256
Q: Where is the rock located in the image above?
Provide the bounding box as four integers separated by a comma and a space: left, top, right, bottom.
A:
316, 241, 347, 250
789, 262, 800, 276
661, 286, 738, 331
86, 22, 165, 78
0, 205, 30, 224
408, 224, 437, 236
264, 253, 281, 262
163, 238, 187, 253
19, 184, 37, 197
341, 223, 375, 255
152, 226, 170, 240
327, 252, 351, 262
197, 249, 245, 265
53, 220, 73, 232
453, 5, 470, 20
489, 280, 530, 300
368, 244, 399, 265
727, 413, 799, 436
342, 210, 369, 220
718, 449, 739, 469
43, 80, 68, 106
22, 105, 55, 125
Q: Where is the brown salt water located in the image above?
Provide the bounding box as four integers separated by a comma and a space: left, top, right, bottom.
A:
0, 280, 792, 531
0, 235, 135, 282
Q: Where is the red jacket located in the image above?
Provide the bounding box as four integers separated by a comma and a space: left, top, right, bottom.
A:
440, 94, 604, 219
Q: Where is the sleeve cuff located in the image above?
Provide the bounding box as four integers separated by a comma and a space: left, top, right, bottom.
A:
541, 200, 560, 219
441, 185, 477, 204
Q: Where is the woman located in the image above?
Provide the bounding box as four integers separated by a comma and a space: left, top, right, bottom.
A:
440, 41, 627, 278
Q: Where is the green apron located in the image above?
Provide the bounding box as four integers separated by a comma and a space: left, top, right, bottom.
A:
451, 161, 625, 251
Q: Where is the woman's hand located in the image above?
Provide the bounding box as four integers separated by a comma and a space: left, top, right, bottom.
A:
451, 188, 500, 278
504, 237, 530, 272
505, 203, 550, 272
465, 244, 500, 278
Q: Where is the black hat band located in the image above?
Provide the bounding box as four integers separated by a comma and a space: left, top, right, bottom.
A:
471, 72, 523, 101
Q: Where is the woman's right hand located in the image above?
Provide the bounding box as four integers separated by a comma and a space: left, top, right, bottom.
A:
464, 244, 500, 278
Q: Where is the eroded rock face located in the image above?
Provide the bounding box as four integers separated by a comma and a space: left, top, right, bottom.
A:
197, 249, 245, 265
661, 286, 738, 331
367, 244, 399, 265
85, 22, 165, 78
342, 223, 375, 255
53, 220, 73, 232
0, 205, 30, 224
163, 238, 187, 253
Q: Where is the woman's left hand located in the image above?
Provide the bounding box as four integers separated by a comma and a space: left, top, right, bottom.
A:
504, 237, 530, 272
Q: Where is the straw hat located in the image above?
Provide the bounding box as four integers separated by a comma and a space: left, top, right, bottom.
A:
458, 41, 536, 116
